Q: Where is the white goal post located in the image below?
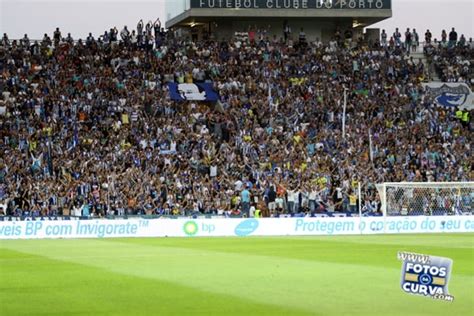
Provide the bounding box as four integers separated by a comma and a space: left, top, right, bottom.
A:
376, 182, 474, 216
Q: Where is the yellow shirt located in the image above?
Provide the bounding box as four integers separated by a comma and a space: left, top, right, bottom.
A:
351, 180, 358, 188
349, 195, 357, 206
120, 140, 131, 150
121, 114, 129, 124
318, 177, 327, 185
29, 141, 37, 151
300, 162, 307, 172
185, 73, 193, 83
43, 127, 52, 136
453, 127, 460, 137
293, 135, 302, 144
462, 112, 469, 122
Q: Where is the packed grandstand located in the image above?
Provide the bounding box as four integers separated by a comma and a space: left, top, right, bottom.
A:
0, 23, 472, 218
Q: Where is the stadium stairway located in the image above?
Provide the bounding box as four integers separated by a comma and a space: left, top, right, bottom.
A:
409, 51, 440, 82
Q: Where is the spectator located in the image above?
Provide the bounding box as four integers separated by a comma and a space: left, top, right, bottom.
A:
241, 186, 251, 217
412, 29, 419, 52
441, 29, 447, 44
120, 26, 130, 43
381, 29, 387, 47
299, 28, 306, 45
2, 33, 9, 46
404, 28, 412, 54
0, 21, 471, 220
393, 27, 402, 46
21, 34, 30, 48
86, 32, 94, 46
53, 27, 61, 46
425, 29, 432, 44
283, 22, 291, 42
448, 27, 458, 47
430, 39, 471, 82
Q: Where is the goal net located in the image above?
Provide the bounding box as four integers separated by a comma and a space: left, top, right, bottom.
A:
376, 182, 474, 216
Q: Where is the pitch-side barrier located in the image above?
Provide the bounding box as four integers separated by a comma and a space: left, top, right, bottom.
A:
1, 216, 473, 239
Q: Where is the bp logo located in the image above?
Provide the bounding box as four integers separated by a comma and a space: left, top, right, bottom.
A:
183, 221, 198, 236
398, 251, 454, 302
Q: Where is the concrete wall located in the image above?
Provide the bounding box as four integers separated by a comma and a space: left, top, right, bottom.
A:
364, 28, 380, 43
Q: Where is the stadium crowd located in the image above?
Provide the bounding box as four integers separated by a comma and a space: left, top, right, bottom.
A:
0, 22, 472, 218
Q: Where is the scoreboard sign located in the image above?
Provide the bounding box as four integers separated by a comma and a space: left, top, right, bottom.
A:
191, 0, 391, 9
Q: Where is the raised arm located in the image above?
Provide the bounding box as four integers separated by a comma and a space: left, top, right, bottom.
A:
154, 18, 161, 28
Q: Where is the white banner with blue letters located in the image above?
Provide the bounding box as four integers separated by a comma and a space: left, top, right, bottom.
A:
1, 216, 473, 239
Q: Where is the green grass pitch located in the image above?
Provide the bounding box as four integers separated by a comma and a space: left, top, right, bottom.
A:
1, 234, 473, 316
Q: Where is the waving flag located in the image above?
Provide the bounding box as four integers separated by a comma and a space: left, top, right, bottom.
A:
168, 83, 219, 102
